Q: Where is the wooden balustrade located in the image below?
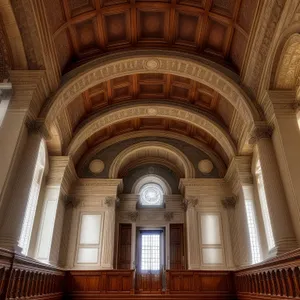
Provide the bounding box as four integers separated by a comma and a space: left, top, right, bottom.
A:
0, 248, 65, 300
235, 248, 300, 299
2, 247, 300, 300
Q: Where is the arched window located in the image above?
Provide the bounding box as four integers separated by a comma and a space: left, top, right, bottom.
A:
255, 159, 275, 251
139, 183, 164, 207
19, 140, 46, 255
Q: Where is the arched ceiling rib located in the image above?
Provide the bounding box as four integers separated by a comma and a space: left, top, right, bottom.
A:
66, 103, 237, 163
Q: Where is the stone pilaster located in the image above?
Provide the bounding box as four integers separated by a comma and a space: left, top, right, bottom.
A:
263, 90, 300, 243
250, 123, 298, 254
35, 156, 77, 265
0, 126, 42, 252
101, 196, 118, 269
225, 156, 253, 266
184, 197, 201, 269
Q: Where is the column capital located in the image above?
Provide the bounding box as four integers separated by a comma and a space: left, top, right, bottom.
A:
63, 195, 81, 208
25, 118, 50, 139
184, 197, 198, 209
249, 124, 273, 145
221, 196, 237, 209
104, 196, 119, 208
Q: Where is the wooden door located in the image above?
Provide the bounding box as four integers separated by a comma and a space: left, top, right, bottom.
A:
170, 224, 185, 270
117, 223, 132, 269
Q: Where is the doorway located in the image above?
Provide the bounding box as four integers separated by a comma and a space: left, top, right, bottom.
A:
135, 228, 165, 293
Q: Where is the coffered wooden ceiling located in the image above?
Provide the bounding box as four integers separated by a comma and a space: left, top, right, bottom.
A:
66, 73, 235, 131
44, 0, 259, 73
82, 117, 229, 165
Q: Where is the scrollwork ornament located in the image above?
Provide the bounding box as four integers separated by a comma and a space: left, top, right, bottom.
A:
184, 197, 198, 209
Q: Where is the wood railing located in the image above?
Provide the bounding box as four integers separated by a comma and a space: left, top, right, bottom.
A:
235, 248, 300, 299
2, 247, 300, 300
0, 248, 65, 300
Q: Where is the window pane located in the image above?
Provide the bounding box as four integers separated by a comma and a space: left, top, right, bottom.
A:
79, 215, 101, 245
140, 183, 164, 206
202, 248, 223, 264
77, 248, 99, 263
141, 234, 160, 271
201, 215, 221, 245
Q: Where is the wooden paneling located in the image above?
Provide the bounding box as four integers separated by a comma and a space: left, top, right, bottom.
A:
0, 248, 64, 300
170, 224, 185, 270
136, 272, 163, 293
166, 270, 235, 295
66, 270, 134, 294
118, 224, 132, 269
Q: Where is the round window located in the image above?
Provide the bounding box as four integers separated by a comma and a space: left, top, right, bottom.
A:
139, 183, 164, 206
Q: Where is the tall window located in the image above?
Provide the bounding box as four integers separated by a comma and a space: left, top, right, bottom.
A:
245, 200, 261, 263
256, 160, 275, 251
140, 232, 161, 271
19, 141, 46, 255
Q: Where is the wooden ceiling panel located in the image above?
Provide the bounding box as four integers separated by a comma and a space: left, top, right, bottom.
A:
138, 9, 168, 41
45, 0, 259, 73
75, 18, 99, 52
204, 18, 230, 57
44, 0, 66, 33
139, 83, 164, 97
175, 12, 200, 46
211, 0, 235, 17
237, 0, 259, 33
170, 85, 190, 101
103, 11, 130, 45
69, 0, 95, 17
230, 28, 247, 71
90, 91, 108, 109
140, 118, 166, 129
54, 29, 73, 71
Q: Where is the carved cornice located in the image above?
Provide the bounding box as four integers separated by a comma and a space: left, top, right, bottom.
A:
221, 197, 237, 209
127, 211, 139, 222
164, 212, 174, 221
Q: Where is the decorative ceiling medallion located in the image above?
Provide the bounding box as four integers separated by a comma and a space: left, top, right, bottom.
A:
198, 159, 213, 174
145, 59, 159, 70
146, 108, 158, 116
89, 159, 105, 174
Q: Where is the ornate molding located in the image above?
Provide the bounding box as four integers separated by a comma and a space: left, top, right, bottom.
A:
67, 104, 237, 161
127, 211, 139, 222
42, 51, 259, 127
164, 212, 174, 221
221, 197, 237, 209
